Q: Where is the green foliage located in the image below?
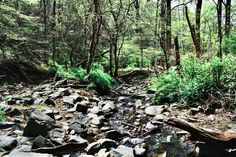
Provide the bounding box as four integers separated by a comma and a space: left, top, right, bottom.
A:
48, 61, 115, 94
154, 70, 180, 104
89, 66, 115, 95
223, 36, 236, 54
48, 60, 86, 80
154, 54, 236, 104
0, 110, 5, 122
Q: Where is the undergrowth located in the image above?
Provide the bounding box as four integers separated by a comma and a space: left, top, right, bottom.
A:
48, 60, 115, 94
0, 110, 5, 122
153, 54, 236, 107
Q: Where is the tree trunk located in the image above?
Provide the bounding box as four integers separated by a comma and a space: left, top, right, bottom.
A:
160, 0, 169, 70
175, 36, 180, 69
225, 0, 231, 37
166, 0, 171, 61
217, 0, 222, 59
86, 0, 102, 74
52, 0, 56, 59
195, 0, 202, 56
43, 0, 47, 40
185, 6, 202, 58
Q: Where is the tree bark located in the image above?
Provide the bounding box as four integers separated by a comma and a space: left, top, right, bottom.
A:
217, 0, 222, 59
225, 0, 231, 37
185, 6, 202, 58
175, 36, 180, 69
165, 118, 236, 149
160, 0, 169, 70
86, 0, 102, 74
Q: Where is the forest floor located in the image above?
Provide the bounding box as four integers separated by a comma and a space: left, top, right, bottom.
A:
0, 70, 236, 157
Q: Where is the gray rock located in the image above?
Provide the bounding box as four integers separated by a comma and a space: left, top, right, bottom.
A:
134, 144, 146, 156
86, 142, 101, 154
49, 128, 65, 139
135, 100, 143, 108
44, 98, 56, 106
145, 105, 164, 116
34, 98, 44, 105
105, 130, 122, 140
7, 152, 53, 157
88, 106, 101, 114
68, 135, 88, 145
51, 88, 71, 98
73, 101, 89, 113
129, 138, 144, 145
98, 149, 109, 157
24, 109, 55, 124
110, 145, 134, 157
32, 136, 54, 149
69, 122, 86, 135
0, 136, 19, 151
90, 116, 104, 126
145, 122, 156, 130
86, 139, 117, 154
152, 114, 165, 121
102, 101, 116, 113
23, 110, 55, 137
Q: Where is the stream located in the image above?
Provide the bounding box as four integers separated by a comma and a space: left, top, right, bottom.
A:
0, 77, 236, 156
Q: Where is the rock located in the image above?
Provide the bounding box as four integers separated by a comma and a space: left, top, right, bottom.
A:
7, 108, 22, 117
23, 110, 55, 137
129, 138, 144, 145
24, 109, 55, 124
145, 105, 164, 116
98, 139, 117, 148
51, 88, 71, 98
63, 95, 84, 106
135, 100, 142, 108
90, 116, 104, 126
0, 136, 19, 151
98, 149, 109, 157
86, 142, 101, 154
0, 122, 21, 130
44, 108, 55, 119
23, 119, 50, 137
68, 122, 86, 135
134, 144, 146, 156
152, 114, 165, 121
102, 101, 116, 113
44, 98, 56, 106
68, 135, 88, 145
32, 136, 54, 149
22, 97, 34, 106
74, 101, 89, 113
88, 106, 101, 114
7, 152, 53, 157
145, 122, 156, 130
105, 130, 122, 140
0, 102, 11, 113
86, 139, 117, 154
34, 98, 44, 105
110, 145, 134, 157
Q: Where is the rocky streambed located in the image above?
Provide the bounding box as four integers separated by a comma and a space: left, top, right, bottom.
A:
0, 78, 235, 157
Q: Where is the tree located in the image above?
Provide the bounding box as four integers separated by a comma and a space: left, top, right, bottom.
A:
185, 0, 202, 58
86, 0, 102, 74
217, 0, 222, 58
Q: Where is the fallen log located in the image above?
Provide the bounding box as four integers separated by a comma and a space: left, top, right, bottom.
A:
164, 118, 236, 149
32, 142, 87, 155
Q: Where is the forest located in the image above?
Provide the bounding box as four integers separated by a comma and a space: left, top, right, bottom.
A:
0, 0, 236, 156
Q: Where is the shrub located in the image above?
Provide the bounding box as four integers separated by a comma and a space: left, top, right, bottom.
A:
154, 70, 180, 104
89, 68, 115, 95
154, 54, 236, 104
0, 110, 5, 122
48, 61, 115, 94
